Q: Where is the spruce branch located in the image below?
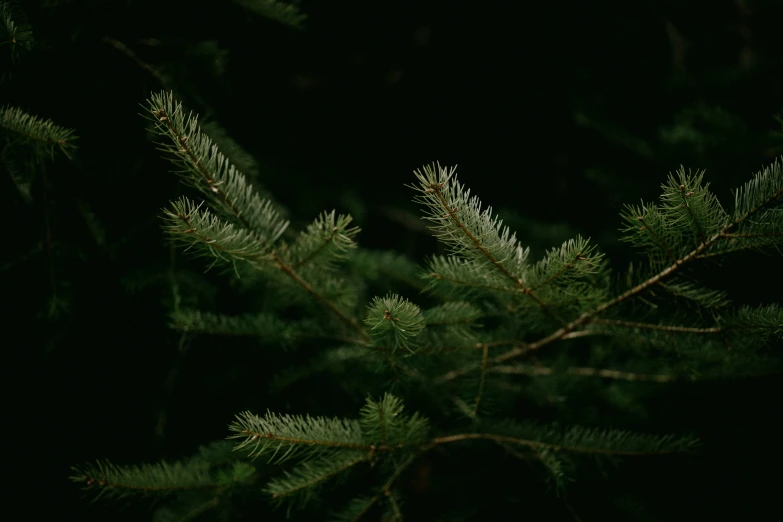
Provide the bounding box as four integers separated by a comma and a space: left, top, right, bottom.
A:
70, 459, 221, 501
433, 421, 700, 456
229, 410, 368, 462
169, 309, 290, 338
144, 91, 289, 247
162, 197, 271, 269
359, 393, 429, 447
529, 235, 605, 291
659, 167, 728, 246
264, 452, 368, 502
233, 0, 307, 30
347, 249, 425, 291
330, 495, 382, 522
281, 210, 360, 270
0, 105, 77, 159
721, 304, 783, 347
410, 163, 563, 320
148, 93, 363, 338
422, 255, 525, 297
364, 293, 425, 352
532, 447, 577, 495
0, 0, 33, 66
272, 251, 370, 341
436, 158, 783, 379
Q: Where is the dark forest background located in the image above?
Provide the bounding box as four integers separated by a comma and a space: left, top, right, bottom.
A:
4, 0, 782, 520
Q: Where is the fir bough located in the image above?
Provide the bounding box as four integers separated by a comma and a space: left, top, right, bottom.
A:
72, 92, 783, 520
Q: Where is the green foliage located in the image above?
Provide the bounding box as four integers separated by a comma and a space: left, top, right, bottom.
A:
162, 197, 273, 271
279, 210, 359, 270
233, 0, 307, 30
71, 458, 219, 501
411, 163, 530, 286
0, 0, 33, 79
359, 393, 429, 446
145, 92, 289, 247
70, 92, 783, 520
229, 410, 365, 462
0, 105, 77, 202
0, 105, 77, 159
364, 293, 425, 352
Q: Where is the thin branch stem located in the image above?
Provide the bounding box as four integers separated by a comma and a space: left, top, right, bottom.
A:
103, 36, 167, 85
272, 253, 371, 342
429, 433, 687, 456
591, 318, 721, 333
472, 344, 490, 417
489, 364, 679, 383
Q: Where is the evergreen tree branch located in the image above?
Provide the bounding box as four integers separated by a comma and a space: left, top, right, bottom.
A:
411, 163, 563, 322
233, 0, 307, 30
145, 91, 289, 246
423, 255, 526, 296
364, 293, 425, 352
436, 159, 783, 380
229, 410, 373, 461
281, 210, 360, 270
330, 495, 380, 522
359, 393, 429, 447
170, 309, 289, 338
71, 460, 222, 500
0, 0, 33, 67
432, 424, 699, 457
152, 93, 366, 340
500, 180, 777, 357
272, 252, 370, 341
163, 198, 271, 269
265, 452, 368, 501
0, 105, 77, 159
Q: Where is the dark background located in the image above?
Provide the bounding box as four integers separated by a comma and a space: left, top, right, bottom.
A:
3, 0, 782, 520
